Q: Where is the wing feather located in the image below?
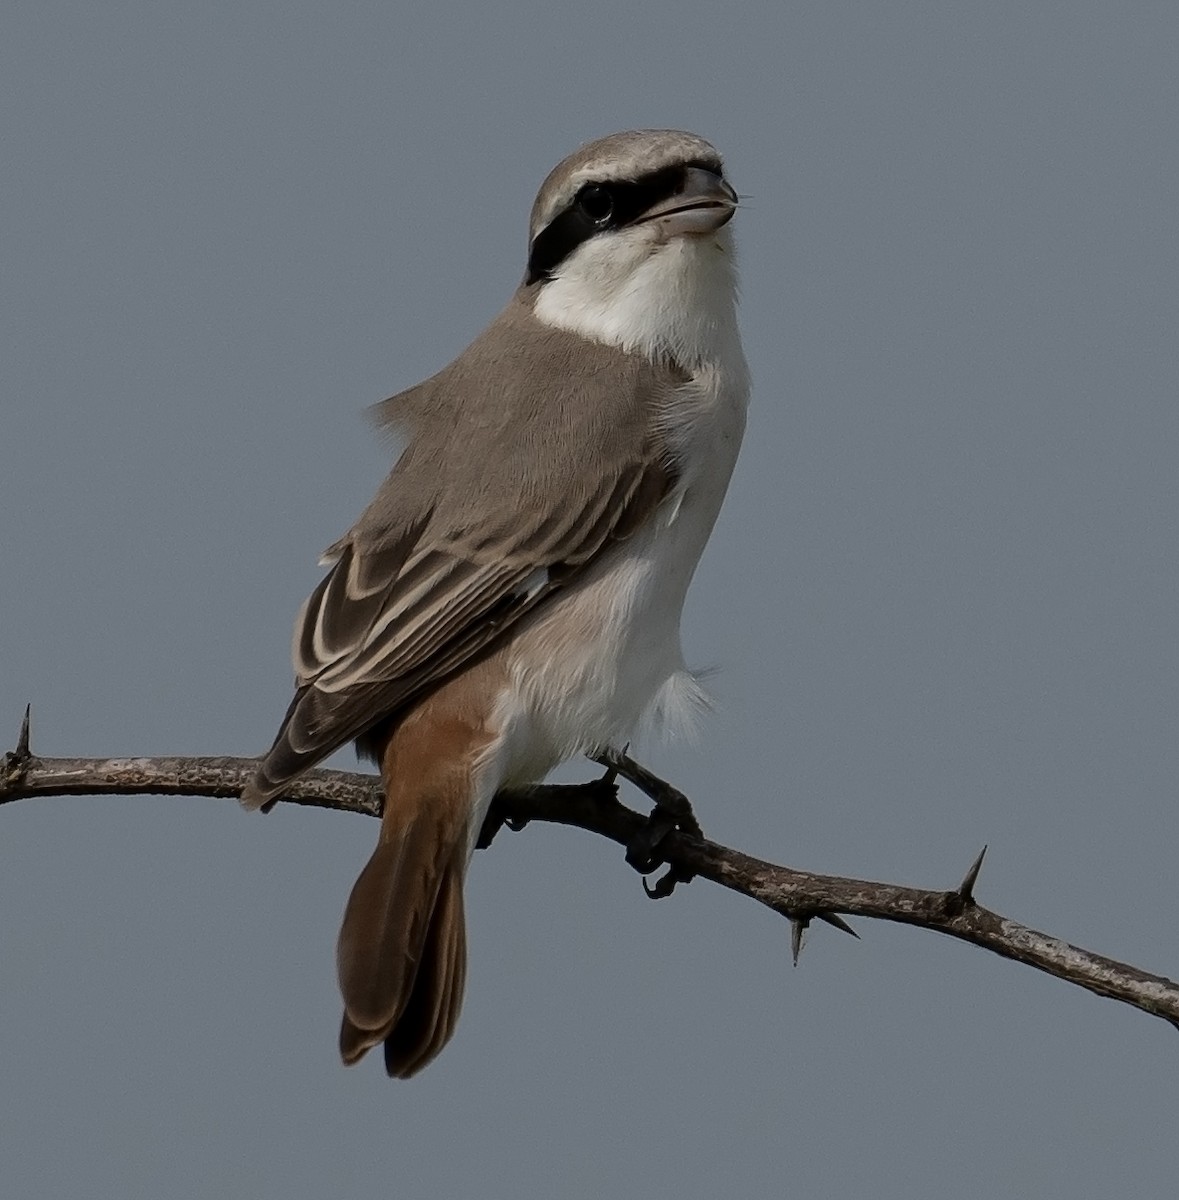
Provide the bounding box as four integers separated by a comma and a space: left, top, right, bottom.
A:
243, 455, 673, 808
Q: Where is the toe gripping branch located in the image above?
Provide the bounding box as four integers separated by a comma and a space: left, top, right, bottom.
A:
593, 748, 702, 900
475, 802, 532, 850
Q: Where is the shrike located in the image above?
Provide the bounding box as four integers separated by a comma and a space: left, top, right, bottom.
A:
243, 130, 749, 1077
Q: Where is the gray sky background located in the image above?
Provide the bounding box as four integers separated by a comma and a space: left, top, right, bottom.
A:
3, 4, 1177, 1198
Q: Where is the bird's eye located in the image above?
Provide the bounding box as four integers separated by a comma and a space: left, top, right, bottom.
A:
576, 185, 615, 225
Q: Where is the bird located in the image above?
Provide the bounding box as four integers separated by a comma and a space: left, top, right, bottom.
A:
242, 129, 749, 1077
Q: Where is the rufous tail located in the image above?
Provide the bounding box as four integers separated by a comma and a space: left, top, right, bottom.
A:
336, 711, 483, 1078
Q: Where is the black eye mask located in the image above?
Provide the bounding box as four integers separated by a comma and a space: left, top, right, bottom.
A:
526, 159, 723, 285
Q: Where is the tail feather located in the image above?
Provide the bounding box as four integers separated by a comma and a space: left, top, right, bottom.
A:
336, 833, 443, 1037
383, 859, 467, 1078
337, 845, 469, 1074
335, 705, 486, 1076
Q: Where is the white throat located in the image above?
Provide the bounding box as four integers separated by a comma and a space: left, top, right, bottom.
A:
532, 228, 741, 368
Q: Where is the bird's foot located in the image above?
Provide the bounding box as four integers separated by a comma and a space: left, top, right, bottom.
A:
625, 806, 697, 899
474, 804, 506, 850
591, 747, 702, 900
475, 795, 532, 850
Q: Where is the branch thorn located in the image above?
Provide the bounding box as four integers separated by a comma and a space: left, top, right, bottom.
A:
15, 704, 31, 759
790, 916, 809, 966
816, 911, 859, 939
957, 844, 988, 905
591, 742, 630, 777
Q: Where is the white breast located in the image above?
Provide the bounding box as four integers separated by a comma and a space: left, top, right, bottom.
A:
505, 389, 746, 778
533, 224, 742, 369
496, 226, 749, 784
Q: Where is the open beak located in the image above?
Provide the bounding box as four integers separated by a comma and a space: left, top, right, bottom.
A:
634, 167, 739, 237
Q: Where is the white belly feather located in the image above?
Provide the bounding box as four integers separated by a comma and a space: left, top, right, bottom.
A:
497, 364, 747, 785
487, 227, 749, 791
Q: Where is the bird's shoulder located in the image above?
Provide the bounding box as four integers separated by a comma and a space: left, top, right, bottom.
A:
345, 295, 686, 556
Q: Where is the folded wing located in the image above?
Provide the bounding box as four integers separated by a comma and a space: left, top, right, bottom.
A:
242, 455, 671, 808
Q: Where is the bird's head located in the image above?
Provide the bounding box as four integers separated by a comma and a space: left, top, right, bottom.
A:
523, 130, 740, 366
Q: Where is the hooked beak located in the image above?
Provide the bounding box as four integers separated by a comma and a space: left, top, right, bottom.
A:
634, 166, 739, 237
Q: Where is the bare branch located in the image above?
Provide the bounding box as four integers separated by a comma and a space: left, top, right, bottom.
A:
3, 728, 1177, 1033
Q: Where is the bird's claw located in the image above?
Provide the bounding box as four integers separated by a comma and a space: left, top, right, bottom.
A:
624, 804, 679, 874
588, 748, 702, 898
474, 801, 531, 850
625, 803, 698, 898
474, 806, 506, 850
642, 862, 694, 899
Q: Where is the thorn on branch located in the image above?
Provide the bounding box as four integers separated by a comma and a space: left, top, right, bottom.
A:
589, 760, 622, 809
790, 916, 809, 966
3, 705, 34, 787
957, 845, 988, 906
16, 704, 31, 760
597, 757, 620, 791
816, 912, 859, 939
789, 910, 858, 965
